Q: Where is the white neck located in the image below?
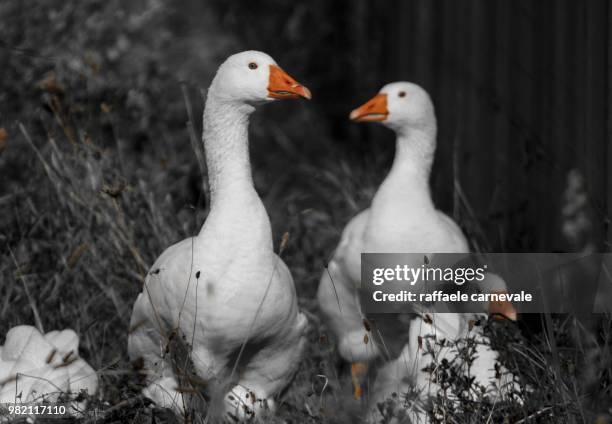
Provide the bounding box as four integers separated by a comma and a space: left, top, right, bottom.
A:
372, 123, 437, 212
391, 125, 436, 185
200, 92, 271, 246
203, 93, 257, 207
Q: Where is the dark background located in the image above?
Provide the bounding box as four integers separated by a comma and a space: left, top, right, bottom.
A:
1, 1, 611, 422
208, 0, 612, 253
2, 0, 610, 253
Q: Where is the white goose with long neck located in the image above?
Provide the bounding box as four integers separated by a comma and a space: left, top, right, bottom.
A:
318, 82, 517, 410
128, 51, 310, 421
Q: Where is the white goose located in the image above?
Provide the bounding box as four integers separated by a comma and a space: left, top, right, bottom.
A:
372, 309, 519, 423
128, 51, 310, 420
317, 82, 517, 414
0, 325, 98, 411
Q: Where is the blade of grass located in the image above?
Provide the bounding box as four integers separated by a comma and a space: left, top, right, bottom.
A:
7, 245, 44, 334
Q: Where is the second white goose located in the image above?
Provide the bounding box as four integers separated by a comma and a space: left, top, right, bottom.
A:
317, 82, 517, 415
128, 51, 310, 421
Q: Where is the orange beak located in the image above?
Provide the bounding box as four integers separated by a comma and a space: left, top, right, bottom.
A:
267, 65, 311, 100
488, 291, 518, 321
349, 93, 388, 122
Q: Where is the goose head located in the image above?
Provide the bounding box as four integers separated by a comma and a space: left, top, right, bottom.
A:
209, 50, 311, 104
350, 82, 434, 134
481, 273, 518, 321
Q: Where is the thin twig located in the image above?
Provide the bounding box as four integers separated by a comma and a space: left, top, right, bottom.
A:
181, 83, 207, 182
324, 264, 342, 314
513, 406, 553, 424
7, 245, 44, 333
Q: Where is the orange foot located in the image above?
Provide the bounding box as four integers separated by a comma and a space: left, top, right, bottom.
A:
351, 362, 368, 399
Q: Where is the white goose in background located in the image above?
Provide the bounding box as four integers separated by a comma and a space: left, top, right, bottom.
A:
128, 51, 310, 421
317, 82, 517, 420
0, 325, 98, 413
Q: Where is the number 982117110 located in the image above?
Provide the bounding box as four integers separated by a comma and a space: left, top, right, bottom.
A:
1, 403, 69, 419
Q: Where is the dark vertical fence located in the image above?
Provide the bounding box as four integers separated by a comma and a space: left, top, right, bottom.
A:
386, 0, 610, 252
585, 0, 610, 250
608, 1, 612, 251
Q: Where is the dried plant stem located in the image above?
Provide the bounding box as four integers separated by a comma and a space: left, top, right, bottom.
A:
8, 245, 44, 334
181, 83, 208, 192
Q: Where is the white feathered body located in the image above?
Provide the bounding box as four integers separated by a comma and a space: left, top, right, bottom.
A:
128, 52, 308, 419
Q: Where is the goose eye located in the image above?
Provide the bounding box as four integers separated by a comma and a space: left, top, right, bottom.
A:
398, 91, 406, 98
248, 62, 258, 70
